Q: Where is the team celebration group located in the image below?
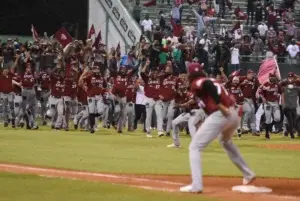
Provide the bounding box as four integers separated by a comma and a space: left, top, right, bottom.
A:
0, 37, 299, 148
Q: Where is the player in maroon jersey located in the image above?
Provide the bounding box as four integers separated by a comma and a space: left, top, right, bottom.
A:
110, 66, 130, 133
226, 76, 245, 138
159, 62, 178, 136
74, 84, 89, 131
125, 76, 138, 131
140, 59, 164, 137
0, 56, 20, 128
39, 67, 52, 125
79, 64, 106, 134
180, 63, 255, 193
46, 65, 65, 130
239, 70, 260, 134
63, 70, 79, 131
21, 63, 38, 129
259, 73, 282, 139
12, 68, 24, 127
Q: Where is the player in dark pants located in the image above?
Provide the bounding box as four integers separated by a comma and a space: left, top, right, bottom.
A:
280, 73, 300, 139
39, 68, 51, 125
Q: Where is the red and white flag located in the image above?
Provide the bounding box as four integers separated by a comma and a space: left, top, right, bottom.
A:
31, 24, 39, 41
55, 27, 73, 48
88, 24, 96, 39
257, 57, 281, 85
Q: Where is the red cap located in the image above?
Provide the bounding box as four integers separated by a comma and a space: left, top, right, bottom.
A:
247, 69, 254, 74
288, 72, 295, 77
231, 69, 241, 77
188, 63, 204, 73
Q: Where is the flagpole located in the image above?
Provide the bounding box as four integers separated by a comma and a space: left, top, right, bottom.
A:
273, 55, 281, 80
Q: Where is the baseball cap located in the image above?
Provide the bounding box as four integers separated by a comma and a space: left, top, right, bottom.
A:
188, 63, 204, 73
247, 69, 254, 74
288, 72, 295, 77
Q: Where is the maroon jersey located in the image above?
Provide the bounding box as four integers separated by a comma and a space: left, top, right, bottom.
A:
21, 73, 35, 88
126, 80, 137, 103
141, 73, 161, 100
40, 72, 51, 90
12, 73, 22, 95
0, 72, 14, 93
159, 75, 177, 101
191, 78, 235, 115
226, 83, 244, 105
50, 75, 65, 97
259, 82, 281, 102
64, 78, 78, 99
85, 74, 106, 97
175, 90, 189, 104
240, 77, 260, 98
78, 86, 88, 105
112, 75, 128, 97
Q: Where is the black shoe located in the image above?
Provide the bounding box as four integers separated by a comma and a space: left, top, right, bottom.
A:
166, 133, 170, 137
42, 121, 47, 126
4, 122, 8, 127
118, 130, 123, 134
12, 119, 16, 128
90, 129, 95, 134
26, 125, 31, 130
51, 125, 55, 130
20, 122, 24, 128
74, 124, 78, 130
284, 131, 289, 137
64, 128, 69, 132
107, 124, 110, 129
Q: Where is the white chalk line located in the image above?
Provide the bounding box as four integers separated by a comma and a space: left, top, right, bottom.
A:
0, 164, 184, 185
1, 164, 299, 200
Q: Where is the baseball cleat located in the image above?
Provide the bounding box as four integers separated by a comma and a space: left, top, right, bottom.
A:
158, 132, 164, 137
243, 175, 256, 185
167, 144, 181, 148
179, 185, 202, 193
146, 134, 153, 138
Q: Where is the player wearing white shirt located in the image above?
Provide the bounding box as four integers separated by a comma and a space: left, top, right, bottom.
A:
134, 80, 146, 131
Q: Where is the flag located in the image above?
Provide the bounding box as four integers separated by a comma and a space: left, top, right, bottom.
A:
230, 69, 241, 77
31, 24, 39, 41
257, 57, 281, 85
55, 27, 73, 48
116, 42, 120, 53
88, 24, 96, 39
93, 30, 102, 49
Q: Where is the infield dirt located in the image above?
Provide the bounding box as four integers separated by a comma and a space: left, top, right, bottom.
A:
0, 163, 299, 201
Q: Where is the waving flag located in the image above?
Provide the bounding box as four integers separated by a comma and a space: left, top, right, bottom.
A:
88, 24, 96, 39
31, 24, 39, 41
257, 57, 281, 85
93, 30, 102, 50
55, 27, 73, 48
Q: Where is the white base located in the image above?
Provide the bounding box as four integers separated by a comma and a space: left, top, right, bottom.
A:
232, 185, 272, 193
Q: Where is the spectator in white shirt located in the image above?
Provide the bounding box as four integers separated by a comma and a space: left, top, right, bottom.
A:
257, 21, 268, 41
230, 44, 240, 71
199, 33, 211, 52
134, 79, 146, 132
286, 39, 300, 64
141, 14, 153, 41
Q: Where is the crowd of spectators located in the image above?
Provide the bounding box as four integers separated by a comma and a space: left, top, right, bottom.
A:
130, 0, 300, 75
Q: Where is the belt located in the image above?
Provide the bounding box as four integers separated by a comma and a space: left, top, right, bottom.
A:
52, 96, 61, 99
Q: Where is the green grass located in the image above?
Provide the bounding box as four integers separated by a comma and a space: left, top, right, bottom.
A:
0, 126, 300, 178
0, 172, 219, 201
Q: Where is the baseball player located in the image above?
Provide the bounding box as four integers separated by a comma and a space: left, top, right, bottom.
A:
74, 84, 89, 130
168, 91, 206, 148
259, 73, 281, 139
12, 69, 24, 127
46, 66, 65, 130
79, 65, 106, 134
239, 70, 260, 134
39, 67, 51, 125
0, 57, 20, 128
159, 62, 178, 136
21, 63, 38, 129
125, 76, 138, 131
63, 70, 78, 131
141, 60, 164, 138
102, 87, 114, 129
180, 63, 255, 193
